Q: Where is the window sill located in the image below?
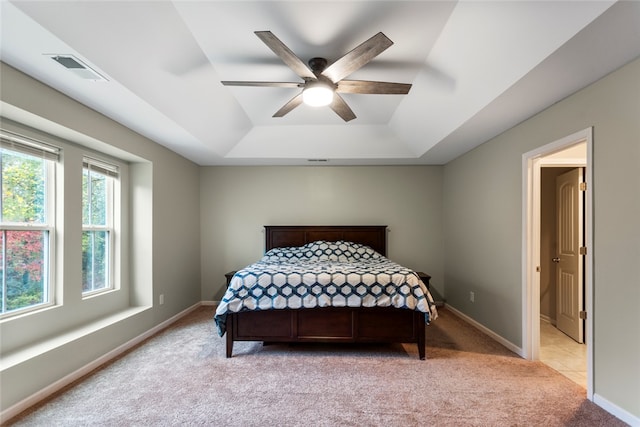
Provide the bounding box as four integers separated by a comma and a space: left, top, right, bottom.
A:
0, 305, 151, 371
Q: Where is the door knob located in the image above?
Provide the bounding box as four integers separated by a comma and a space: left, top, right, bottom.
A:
552, 257, 560, 263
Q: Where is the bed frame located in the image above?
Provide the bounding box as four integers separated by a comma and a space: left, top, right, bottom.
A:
225, 225, 426, 359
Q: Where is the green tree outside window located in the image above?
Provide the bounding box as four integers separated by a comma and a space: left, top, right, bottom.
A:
82, 165, 110, 293
0, 150, 49, 313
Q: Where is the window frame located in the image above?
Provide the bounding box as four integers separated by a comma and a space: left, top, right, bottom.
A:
0, 136, 57, 318
0, 121, 132, 345
81, 156, 118, 297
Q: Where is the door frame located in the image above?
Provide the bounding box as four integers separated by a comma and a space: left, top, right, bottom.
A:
522, 127, 593, 399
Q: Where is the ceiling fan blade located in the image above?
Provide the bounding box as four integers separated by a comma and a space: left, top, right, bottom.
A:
221, 81, 302, 88
330, 93, 356, 122
273, 92, 304, 118
321, 32, 394, 83
337, 80, 411, 94
255, 31, 316, 80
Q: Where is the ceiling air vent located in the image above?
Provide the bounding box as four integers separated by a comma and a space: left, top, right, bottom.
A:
47, 54, 108, 82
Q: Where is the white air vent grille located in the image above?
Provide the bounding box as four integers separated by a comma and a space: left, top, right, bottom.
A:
46, 54, 107, 82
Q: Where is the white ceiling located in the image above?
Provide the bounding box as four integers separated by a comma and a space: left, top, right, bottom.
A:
1, 1, 639, 166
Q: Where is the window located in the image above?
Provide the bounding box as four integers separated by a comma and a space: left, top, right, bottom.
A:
82, 157, 117, 295
0, 131, 57, 315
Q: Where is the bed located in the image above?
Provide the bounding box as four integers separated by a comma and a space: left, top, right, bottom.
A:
215, 225, 437, 359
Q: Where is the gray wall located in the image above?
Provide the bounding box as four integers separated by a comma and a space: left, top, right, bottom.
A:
1, 54, 638, 421
443, 57, 640, 417
0, 63, 201, 411
200, 165, 443, 301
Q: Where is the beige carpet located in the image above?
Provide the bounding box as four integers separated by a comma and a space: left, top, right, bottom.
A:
6, 307, 626, 426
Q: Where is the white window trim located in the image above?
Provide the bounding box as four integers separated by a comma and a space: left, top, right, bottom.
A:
0, 118, 133, 365
82, 157, 117, 297
0, 148, 56, 319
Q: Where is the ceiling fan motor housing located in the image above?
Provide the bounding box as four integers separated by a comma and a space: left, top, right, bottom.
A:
308, 57, 328, 74
220, 31, 410, 122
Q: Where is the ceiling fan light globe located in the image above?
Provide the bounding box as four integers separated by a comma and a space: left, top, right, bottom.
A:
303, 85, 334, 107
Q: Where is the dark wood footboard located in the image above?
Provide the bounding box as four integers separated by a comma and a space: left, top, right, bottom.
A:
223, 225, 429, 360
226, 307, 426, 360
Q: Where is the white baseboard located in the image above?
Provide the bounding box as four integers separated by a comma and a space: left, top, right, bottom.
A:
444, 304, 525, 358
201, 300, 220, 306
445, 305, 639, 425
6, 302, 637, 426
539, 313, 556, 325
593, 394, 640, 426
1, 302, 203, 423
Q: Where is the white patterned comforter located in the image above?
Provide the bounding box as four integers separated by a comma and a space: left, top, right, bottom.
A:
214, 240, 438, 336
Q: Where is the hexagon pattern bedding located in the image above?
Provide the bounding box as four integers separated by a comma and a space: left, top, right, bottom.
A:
215, 240, 438, 336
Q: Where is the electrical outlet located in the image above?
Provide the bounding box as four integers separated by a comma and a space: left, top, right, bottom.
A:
469, 291, 475, 303
159, 294, 164, 305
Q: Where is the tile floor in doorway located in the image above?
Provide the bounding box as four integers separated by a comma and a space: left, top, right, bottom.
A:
539, 320, 587, 388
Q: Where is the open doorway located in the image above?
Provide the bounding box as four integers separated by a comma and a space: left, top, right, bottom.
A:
539, 165, 587, 387
522, 128, 593, 399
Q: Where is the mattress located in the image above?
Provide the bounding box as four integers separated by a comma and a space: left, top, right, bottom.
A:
215, 240, 438, 336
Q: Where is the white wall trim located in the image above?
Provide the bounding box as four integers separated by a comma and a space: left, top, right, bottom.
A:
537, 158, 585, 167
521, 127, 594, 400
593, 394, 640, 427
444, 304, 525, 358
539, 314, 555, 325
4, 301, 633, 424
446, 304, 636, 424
201, 300, 220, 306
0, 302, 203, 423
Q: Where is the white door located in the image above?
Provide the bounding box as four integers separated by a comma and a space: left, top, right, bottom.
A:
555, 168, 584, 343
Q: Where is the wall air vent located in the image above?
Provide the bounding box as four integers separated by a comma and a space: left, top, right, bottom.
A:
46, 54, 108, 82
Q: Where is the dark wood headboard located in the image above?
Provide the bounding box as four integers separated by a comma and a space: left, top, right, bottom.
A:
265, 225, 387, 256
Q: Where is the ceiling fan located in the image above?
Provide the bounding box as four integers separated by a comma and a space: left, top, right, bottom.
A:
221, 31, 412, 122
